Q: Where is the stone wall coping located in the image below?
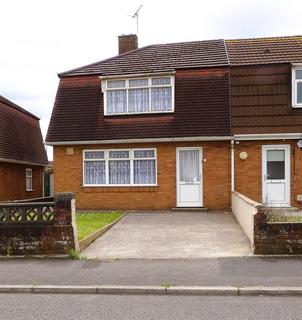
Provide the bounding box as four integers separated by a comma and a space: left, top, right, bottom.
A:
0, 202, 54, 207
232, 191, 262, 210
54, 192, 76, 199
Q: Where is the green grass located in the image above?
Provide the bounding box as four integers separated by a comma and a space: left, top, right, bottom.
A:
76, 211, 123, 241
267, 215, 302, 223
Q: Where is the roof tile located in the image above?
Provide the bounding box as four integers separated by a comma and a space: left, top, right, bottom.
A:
226, 35, 302, 65
60, 40, 228, 77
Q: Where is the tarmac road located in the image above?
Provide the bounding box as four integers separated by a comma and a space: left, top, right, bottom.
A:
1, 294, 301, 320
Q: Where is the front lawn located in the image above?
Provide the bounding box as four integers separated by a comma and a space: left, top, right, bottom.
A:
76, 211, 123, 241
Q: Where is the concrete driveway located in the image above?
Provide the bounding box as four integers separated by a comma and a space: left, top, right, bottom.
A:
81, 212, 252, 259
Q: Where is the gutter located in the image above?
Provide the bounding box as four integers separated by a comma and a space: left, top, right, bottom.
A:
45, 136, 234, 146
46, 133, 302, 146
0, 157, 48, 167
234, 133, 302, 140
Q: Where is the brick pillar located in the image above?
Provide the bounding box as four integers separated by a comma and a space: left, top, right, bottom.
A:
54, 192, 79, 251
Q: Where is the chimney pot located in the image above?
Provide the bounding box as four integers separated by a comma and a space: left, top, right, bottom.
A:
118, 34, 138, 55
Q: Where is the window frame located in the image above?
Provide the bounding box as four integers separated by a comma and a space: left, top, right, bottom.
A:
102, 75, 175, 116
25, 168, 33, 191
292, 67, 302, 108
82, 148, 157, 187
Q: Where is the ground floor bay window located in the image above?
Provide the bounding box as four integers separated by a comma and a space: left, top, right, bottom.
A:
83, 149, 157, 186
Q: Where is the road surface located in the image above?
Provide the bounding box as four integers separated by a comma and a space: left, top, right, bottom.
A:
1, 294, 301, 320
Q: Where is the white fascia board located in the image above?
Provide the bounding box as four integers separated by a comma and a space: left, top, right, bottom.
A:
46, 136, 234, 146
234, 133, 302, 141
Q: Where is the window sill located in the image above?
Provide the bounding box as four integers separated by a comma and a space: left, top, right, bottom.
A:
82, 184, 158, 188
104, 111, 174, 117
292, 105, 302, 108
26, 189, 34, 192
81, 185, 158, 193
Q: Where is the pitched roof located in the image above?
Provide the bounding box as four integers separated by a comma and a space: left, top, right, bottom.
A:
0, 95, 40, 120
0, 95, 48, 165
46, 69, 231, 143
226, 35, 302, 66
59, 39, 229, 77
47, 35, 302, 143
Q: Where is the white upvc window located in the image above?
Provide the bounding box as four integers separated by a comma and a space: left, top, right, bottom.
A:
83, 149, 157, 186
292, 68, 302, 107
26, 168, 33, 191
102, 76, 174, 115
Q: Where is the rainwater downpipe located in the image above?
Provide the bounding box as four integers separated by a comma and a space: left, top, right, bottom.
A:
231, 140, 235, 192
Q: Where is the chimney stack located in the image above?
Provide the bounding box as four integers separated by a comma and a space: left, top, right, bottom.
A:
118, 34, 138, 55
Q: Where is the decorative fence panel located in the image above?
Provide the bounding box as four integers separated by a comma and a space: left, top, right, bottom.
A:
0, 202, 54, 224
0, 193, 78, 256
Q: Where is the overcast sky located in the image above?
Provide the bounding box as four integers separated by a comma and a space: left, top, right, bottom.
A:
1, 0, 302, 160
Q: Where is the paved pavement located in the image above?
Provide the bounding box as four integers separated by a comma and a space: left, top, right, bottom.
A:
1, 294, 301, 320
82, 212, 252, 259
1, 257, 302, 287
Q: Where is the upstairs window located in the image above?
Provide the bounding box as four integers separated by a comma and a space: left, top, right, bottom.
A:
103, 76, 174, 115
26, 168, 33, 191
292, 68, 302, 107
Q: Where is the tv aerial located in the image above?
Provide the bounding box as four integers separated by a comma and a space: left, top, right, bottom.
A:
131, 4, 143, 37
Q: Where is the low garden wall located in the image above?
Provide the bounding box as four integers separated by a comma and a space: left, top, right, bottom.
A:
232, 191, 302, 255
0, 193, 78, 256
232, 191, 261, 246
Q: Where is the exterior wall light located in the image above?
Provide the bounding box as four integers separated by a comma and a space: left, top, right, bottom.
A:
239, 151, 248, 160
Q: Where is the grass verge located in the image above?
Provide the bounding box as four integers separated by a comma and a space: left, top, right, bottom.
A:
76, 211, 123, 241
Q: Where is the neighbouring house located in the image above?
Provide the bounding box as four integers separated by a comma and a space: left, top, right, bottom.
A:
46, 34, 302, 211
226, 36, 302, 208
0, 95, 48, 201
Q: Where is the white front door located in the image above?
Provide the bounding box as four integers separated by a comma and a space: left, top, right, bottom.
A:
176, 148, 203, 207
262, 145, 290, 207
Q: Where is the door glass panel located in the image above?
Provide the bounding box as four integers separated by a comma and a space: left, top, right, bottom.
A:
179, 150, 199, 183
267, 150, 285, 180
297, 82, 302, 104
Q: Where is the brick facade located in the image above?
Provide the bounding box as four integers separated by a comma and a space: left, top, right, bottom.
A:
0, 162, 44, 201
53, 141, 231, 211
234, 140, 302, 208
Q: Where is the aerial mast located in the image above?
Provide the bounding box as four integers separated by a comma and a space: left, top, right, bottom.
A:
131, 4, 143, 39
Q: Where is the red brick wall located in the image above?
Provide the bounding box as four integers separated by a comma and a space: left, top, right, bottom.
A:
53, 141, 231, 211
234, 140, 302, 208
0, 162, 44, 201
254, 209, 302, 255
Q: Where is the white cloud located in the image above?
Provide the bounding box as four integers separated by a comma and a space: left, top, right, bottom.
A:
1, 0, 302, 160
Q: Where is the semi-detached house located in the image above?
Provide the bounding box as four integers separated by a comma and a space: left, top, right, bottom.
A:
46, 35, 302, 211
